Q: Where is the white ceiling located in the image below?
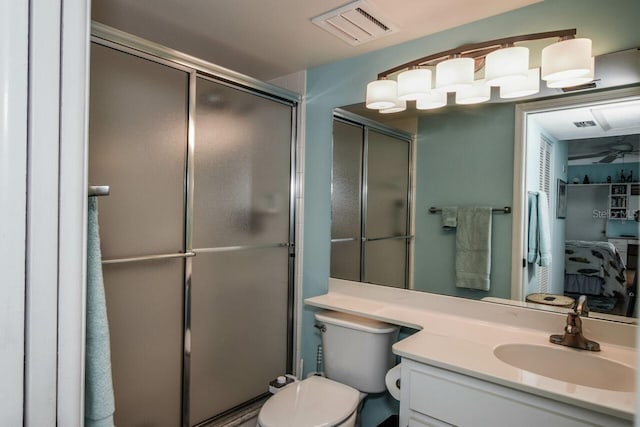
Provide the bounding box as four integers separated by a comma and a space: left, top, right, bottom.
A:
91, 0, 541, 80
530, 101, 640, 165
530, 101, 640, 141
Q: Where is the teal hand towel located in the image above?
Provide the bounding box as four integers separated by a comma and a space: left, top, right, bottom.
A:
455, 207, 492, 290
441, 206, 457, 229
85, 197, 115, 427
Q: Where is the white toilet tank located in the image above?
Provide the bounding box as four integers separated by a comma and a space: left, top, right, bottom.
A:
315, 311, 399, 393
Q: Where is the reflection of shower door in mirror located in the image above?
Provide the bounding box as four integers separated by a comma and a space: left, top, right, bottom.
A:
331, 116, 411, 288
89, 41, 295, 427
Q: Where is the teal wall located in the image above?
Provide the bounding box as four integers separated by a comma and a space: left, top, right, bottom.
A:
609, 220, 640, 238
302, 1, 640, 425
413, 103, 514, 298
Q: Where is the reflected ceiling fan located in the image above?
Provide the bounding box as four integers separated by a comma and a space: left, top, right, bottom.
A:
568, 142, 639, 163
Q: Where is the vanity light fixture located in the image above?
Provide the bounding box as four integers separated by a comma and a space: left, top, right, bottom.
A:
380, 99, 407, 114
435, 57, 475, 93
397, 68, 432, 101
365, 78, 398, 109
545, 56, 595, 89
484, 46, 529, 86
365, 29, 594, 113
455, 79, 491, 105
415, 91, 447, 110
541, 38, 593, 86
500, 68, 540, 99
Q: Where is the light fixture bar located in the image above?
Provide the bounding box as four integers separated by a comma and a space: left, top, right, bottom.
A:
376, 28, 577, 79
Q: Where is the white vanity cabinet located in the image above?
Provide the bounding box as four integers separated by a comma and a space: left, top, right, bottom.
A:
399, 358, 632, 427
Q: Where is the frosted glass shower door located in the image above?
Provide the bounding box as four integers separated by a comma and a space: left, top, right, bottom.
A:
331, 120, 363, 281
89, 43, 188, 427
189, 77, 294, 425
364, 130, 410, 288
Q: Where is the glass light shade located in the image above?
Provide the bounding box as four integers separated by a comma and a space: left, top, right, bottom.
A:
541, 38, 592, 82
455, 79, 491, 105
380, 99, 407, 114
415, 91, 447, 110
484, 46, 529, 86
435, 57, 474, 92
500, 68, 540, 99
546, 57, 594, 88
397, 68, 432, 101
366, 79, 398, 109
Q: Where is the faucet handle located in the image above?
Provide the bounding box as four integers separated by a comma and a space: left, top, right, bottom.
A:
565, 312, 582, 334
574, 295, 589, 317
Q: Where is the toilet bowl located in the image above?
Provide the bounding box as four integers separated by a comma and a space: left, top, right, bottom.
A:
257, 311, 399, 427
257, 376, 360, 427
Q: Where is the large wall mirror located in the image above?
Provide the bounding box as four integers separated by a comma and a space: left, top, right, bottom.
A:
331, 48, 640, 322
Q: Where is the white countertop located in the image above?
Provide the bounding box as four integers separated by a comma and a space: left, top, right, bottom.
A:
305, 279, 637, 420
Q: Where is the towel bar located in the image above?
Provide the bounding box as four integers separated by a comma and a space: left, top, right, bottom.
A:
428, 206, 511, 214
88, 185, 110, 197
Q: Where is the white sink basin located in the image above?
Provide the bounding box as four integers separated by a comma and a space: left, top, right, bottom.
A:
494, 343, 635, 392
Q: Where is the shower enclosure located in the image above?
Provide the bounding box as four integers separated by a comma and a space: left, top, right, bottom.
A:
88, 24, 298, 427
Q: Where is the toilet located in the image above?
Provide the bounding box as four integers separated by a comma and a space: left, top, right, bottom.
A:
257, 311, 399, 427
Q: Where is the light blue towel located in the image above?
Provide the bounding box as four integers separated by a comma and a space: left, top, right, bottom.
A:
527, 192, 538, 263
527, 192, 552, 267
537, 192, 552, 267
441, 206, 457, 229
455, 207, 492, 290
85, 197, 115, 427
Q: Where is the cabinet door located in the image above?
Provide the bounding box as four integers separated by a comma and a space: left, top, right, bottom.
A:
408, 413, 454, 427
401, 359, 632, 427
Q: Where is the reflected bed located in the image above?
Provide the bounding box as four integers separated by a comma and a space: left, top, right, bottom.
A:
564, 240, 629, 315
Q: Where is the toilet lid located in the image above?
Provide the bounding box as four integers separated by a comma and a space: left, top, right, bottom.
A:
258, 376, 359, 427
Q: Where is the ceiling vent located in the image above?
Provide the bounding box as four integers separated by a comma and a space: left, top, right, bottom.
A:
312, 0, 398, 46
573, 120, 597, 128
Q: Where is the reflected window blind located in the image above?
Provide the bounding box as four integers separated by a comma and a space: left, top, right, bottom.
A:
536, 136, 552, 293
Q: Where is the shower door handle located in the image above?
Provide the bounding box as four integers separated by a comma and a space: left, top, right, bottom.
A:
102, 251, 196, 265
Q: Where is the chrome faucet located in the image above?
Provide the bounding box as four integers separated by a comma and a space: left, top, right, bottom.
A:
549, 295, 600, 351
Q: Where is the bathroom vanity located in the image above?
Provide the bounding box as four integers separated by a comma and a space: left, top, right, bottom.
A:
305, 279, 636, 427
399, 358, 630, 427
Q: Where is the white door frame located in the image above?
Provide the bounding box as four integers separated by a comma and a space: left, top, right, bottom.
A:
510, 86, 640, 301
1, 0, 90, 425
0, 1, 29, 424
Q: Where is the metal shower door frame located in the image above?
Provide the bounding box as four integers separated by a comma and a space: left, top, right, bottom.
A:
90, 22, 300, 427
